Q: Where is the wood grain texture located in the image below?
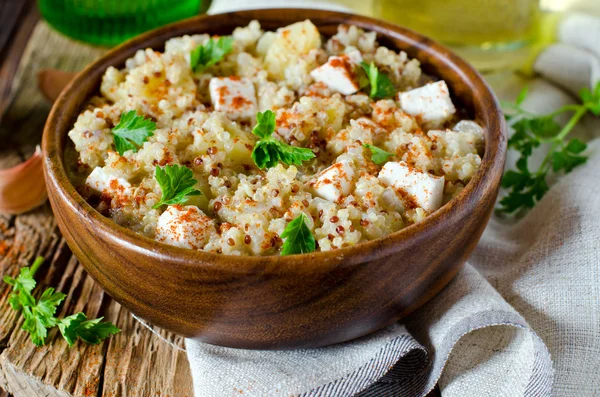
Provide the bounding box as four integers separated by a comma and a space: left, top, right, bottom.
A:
43, 9, 507, 349
0, 21, 193, 397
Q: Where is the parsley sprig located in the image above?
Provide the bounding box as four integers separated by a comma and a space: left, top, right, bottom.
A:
498, 83, 600, 214
360, 62, 396, 99
112, 110, 156, 156
190, 36, 234, 73
251, 110, 316, 169
153, 164, 202, 209
280, 214, 316, 255
363, 143, 393, 165
4, 257, 120, 347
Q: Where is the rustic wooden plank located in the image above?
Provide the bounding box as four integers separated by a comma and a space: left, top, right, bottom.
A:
102, 306, 192, 397
0, 19, 193, 397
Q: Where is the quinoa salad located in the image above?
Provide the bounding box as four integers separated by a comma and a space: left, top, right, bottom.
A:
67, 20, 485, 256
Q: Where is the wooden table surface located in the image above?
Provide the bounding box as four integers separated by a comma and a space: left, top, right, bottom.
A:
0, 1, 440, 396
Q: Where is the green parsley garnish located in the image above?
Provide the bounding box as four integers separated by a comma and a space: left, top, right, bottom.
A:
363, 143, 393, 165
360, 62, 396, 99
153, 164, 202, 209
190, 36, 234, 73
497, 82, 600, 214
112, 110, 156, 156
251, 110, 316, 169
280, 213, 316, 256
3, 256, 120, 347
58, 312, 120, 346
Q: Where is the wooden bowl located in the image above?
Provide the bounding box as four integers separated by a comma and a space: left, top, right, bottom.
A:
42, 9, 506, 349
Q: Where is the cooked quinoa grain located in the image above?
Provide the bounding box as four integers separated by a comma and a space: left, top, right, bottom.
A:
67, 20, 484, 256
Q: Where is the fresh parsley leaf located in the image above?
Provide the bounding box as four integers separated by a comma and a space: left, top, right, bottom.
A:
580, 83, 600, 116
4, 268, 36, 296
190, 36, 234, 73
22, 306, 51, 346
551, 139, 588, 173
3, 256, 120, 347
363, 143, 393, 165
497, 82, 596, 214
253, 110, 277, 139
4, 256, 43, 311
112, 110, 156, 155
153, 164, 202, 209
251, 110, 316, 169
360, 62, 396, 99
280, 213, 316, 255
515, 86, 528, 106
21, 288, 65, 346
58, 313, 121, 346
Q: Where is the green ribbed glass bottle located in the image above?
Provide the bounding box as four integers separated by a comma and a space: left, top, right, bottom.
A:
38, 0, 211, 47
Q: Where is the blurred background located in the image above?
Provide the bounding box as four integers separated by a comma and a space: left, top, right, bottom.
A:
31, 0, 600, 72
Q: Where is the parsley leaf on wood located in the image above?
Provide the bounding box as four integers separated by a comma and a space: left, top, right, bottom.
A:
3, 256, 120, 347
360, 62, 396, 99
363, 143, 393, 165
497, 83, 600, 214
153, 164, 202, 209
112, 110, 156, 155
58, 313, 121, 346
190, 36, 234, 73
21, 288, 65, 346
280, 213, 316, 256
251, 110, 316, 169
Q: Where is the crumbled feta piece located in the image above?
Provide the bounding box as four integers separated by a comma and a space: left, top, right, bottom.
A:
343, 48, 363, 65
156, 205, 216, 250
378, 161, 444, 213
309, 160, 356, 202
310, 54, 362, 95
398, 81, 456, 127
209, 77, 257, 122
453, 120, 484, 135
86, 167, 131, 194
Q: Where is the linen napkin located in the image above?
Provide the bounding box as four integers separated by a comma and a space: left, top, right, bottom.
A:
186, 11, 600, 397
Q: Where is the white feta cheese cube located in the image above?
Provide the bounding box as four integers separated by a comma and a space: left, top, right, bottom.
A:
86, 167, 131, 194
310, 55, 361, 95
155, 205, 216, 250
378, 161, 445, 213
209, 77, 257, 122
398, 81, 456, 127
309, 160, 356, 202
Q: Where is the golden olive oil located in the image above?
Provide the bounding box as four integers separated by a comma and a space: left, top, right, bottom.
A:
372, 0, 541, 70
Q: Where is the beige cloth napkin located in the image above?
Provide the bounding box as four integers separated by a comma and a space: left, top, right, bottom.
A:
186, 9, 600, 397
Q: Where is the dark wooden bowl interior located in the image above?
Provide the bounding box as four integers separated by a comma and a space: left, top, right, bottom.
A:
42, 9, 506, 349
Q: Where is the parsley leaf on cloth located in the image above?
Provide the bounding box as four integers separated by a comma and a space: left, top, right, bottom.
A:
58, 313, 121, 346
498, 82, 600, 214
360, 62, 396, 99
112, 110, 156, 155
3, 256, 120, 347
280, 213, 316, 256
251, 110, 316, 169
363, 143, 393, 165
190, 36, 234, 73
153, 164, 202, 209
